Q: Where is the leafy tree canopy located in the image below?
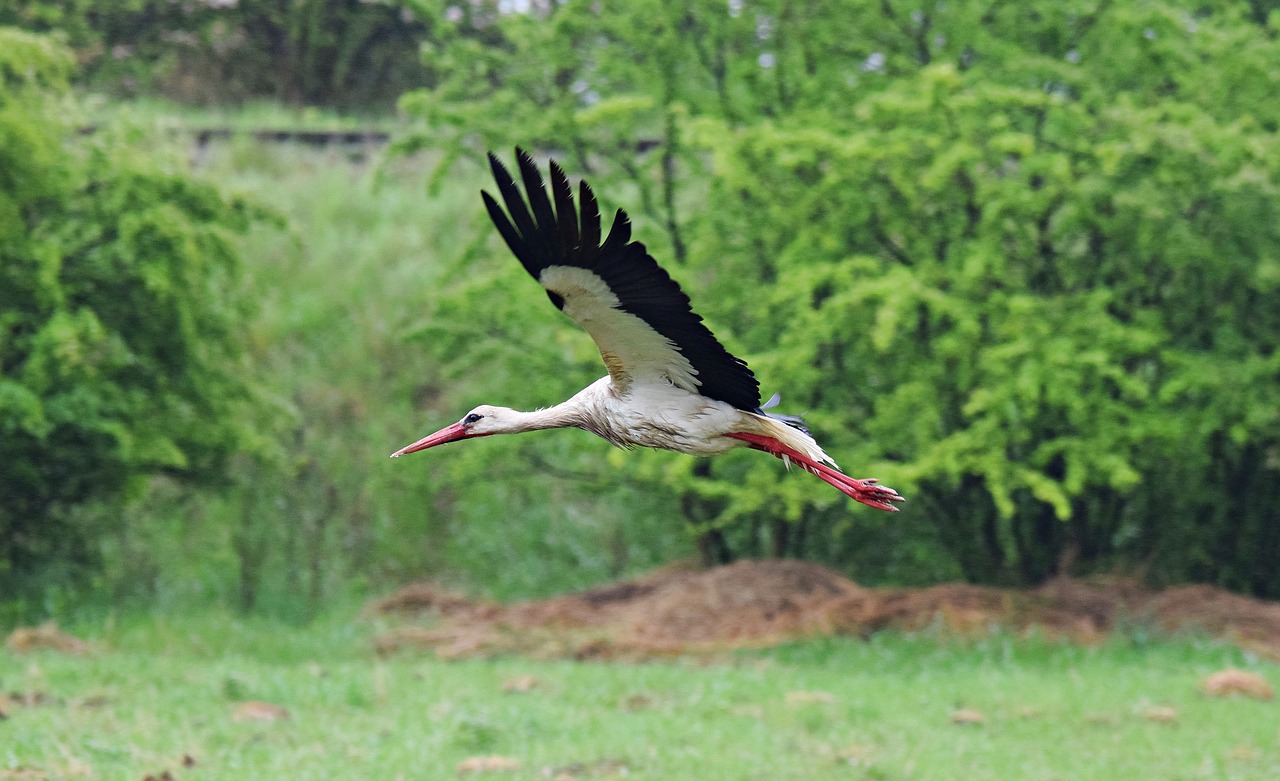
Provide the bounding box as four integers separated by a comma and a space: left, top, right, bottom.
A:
0, 0, 432, 109
397, 0, 1280, 593
0, 28, 262, 596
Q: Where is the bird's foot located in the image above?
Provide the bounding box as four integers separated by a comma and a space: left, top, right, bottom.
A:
839, 477, 904, 512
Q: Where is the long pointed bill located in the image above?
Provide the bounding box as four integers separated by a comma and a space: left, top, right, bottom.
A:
390, 422, 469, 458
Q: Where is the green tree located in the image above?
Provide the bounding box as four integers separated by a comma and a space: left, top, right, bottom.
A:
0, 0, 432, 109
0, 28, 261, 601
396, 0, 1280, 593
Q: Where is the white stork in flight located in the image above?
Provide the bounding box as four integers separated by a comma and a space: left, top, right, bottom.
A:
392, 148, 904, 511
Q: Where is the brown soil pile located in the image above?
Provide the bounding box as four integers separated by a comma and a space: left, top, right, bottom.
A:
1143, 585, 1280, 657
5, 622, 89, 655
371, 560, 1280, 660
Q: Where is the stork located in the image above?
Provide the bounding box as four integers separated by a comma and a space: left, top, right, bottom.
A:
392, 149, 903, 511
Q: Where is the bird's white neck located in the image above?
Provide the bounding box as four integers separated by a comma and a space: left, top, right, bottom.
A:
497, 402, 584, 434
468, 378, 609, 437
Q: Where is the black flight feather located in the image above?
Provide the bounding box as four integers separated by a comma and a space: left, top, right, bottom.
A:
549, 161, 579, 252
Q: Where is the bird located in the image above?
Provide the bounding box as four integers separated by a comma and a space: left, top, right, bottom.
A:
391, 148, 903, 512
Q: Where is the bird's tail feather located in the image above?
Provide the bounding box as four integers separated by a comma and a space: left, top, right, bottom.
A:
744, 410, 835, 467
758, 392, 811, 435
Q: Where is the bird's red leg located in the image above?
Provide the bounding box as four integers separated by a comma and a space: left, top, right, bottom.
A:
726, 432, 904, 512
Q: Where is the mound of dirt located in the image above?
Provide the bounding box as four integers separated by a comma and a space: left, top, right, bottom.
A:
1144, 585, 1280, 658
5, 622, 89, 655
371, 560, 1280, 660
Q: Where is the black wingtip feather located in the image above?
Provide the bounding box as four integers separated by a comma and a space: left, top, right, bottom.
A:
601, 208, 631, 253
549, 161, 579, 251
579, 181, 601, 250
518, 149, 557, 237
482, 190, 534, 274
489, 153, 538, 250
486, 152, 511, 194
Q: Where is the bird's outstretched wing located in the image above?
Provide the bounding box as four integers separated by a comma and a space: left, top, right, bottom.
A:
482, 148, 761, 412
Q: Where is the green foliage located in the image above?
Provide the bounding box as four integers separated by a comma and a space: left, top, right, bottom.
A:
0, 0, 431, 109
0, 29, 261, 601
397, 1, 1280, 592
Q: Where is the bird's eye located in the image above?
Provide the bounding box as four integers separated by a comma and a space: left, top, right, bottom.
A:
463, 413, 484, 425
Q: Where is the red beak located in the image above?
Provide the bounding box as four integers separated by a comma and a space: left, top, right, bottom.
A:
390, 422, 469, 458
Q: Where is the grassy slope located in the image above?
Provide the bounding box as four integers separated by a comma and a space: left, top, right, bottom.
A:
95, 111, 690, 613
91, 130, 466, 612
3, 615, 1277, 780
216, 137, 688, 600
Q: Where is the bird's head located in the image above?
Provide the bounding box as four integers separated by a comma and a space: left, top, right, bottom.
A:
390, 405, 516, 457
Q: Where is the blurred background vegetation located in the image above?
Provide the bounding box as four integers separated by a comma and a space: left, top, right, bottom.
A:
1, 0, 1277, 624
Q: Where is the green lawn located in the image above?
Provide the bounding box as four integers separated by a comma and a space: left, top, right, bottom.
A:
3, 613, 1277, 780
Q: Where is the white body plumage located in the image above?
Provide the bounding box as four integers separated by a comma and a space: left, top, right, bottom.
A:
461, 375, 833, 461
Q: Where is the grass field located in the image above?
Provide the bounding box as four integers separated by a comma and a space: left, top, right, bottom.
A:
3, 614, 1277, 780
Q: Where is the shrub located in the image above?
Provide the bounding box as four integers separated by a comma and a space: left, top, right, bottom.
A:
0, 28, 261, 601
